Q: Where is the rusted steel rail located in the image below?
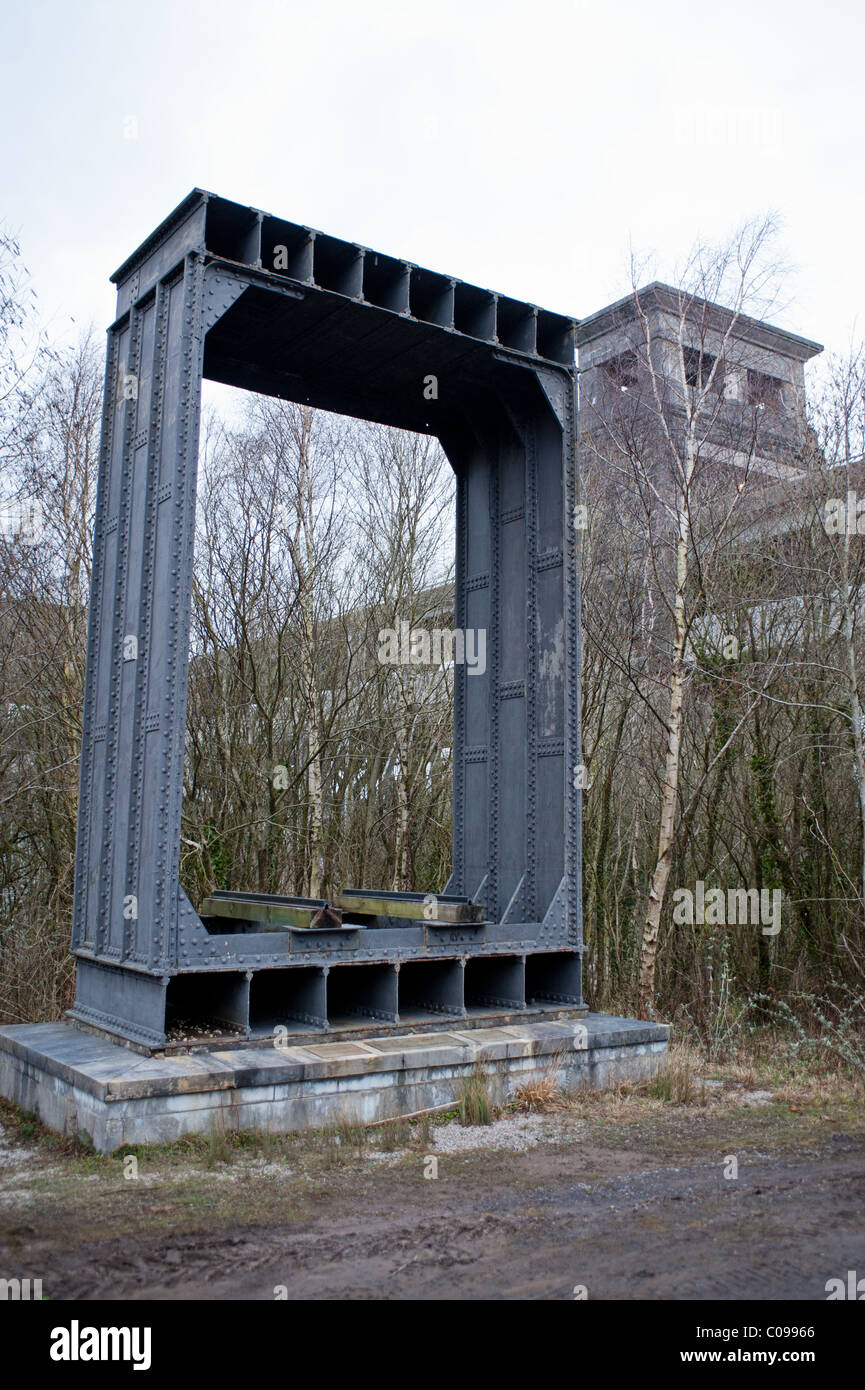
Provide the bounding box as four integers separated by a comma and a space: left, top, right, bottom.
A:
333, 889, 484, 924
202, 891, 343, 930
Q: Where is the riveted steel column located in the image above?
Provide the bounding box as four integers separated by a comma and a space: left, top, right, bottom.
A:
499, 368, 573, 939
71, 319, 121, 955
452, 467, 467, 896
563, 373, 582, 954
72, 254, 206, 975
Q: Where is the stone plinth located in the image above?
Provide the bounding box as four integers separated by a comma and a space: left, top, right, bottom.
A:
0, 1014, 670, 1153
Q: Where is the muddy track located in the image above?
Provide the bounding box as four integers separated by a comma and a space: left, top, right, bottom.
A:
11, 1134, 865, 1301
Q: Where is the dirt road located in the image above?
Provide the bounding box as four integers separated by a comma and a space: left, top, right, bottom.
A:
2, 1081, 863, 1300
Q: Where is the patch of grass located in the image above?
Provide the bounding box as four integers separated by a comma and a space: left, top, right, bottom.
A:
305, 1117, 369, 1168
253, 1127, 280, 1161
512, 1049, 571, 1113
411, 1113, 434, 1147
17, 1113, 36, 1142
455, 1065, 493, 1126
206, 1118, 232, 1167
646, 1046, 702, 1105
0, 1098, 108, 1160
512, 1074, 568, 1114
429, 1107, 459, 1125
748, 986, 865, 1088
377, 1119, 412, 1151
337, 1117, 367, 1154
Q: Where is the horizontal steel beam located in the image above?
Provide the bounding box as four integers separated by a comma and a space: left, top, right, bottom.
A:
335, 890, 484, 924
202, 893, 342, 930
111, 190, 577, 367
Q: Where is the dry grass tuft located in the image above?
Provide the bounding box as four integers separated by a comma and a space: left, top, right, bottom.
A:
513, 1073, 569, 1114
646, 1044, 703, 1104
455, 1065, 493, 1126
205, 1117, 232, 1167
376, 1119, 413, 1151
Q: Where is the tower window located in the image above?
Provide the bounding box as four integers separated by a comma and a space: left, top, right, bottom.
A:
601, 350, 639, 391
683, 346, 724, 393
747, 369, 784, 411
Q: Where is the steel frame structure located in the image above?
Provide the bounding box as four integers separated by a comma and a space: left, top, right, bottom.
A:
68, 190, 583, 1050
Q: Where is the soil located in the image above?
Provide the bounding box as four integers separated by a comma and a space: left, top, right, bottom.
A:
1, 1075, 863, 1301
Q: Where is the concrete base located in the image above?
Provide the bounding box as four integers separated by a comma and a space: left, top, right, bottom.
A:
0, 1014, 671, 1153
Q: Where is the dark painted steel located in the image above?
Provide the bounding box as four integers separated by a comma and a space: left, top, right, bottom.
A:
68, 190, 583, 1050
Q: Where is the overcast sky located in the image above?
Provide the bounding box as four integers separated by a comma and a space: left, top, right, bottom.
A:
2, 0, 862, 376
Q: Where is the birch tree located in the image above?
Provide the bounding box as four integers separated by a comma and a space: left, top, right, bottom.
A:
807, 346, 865, 911
582, 218, 790, 1014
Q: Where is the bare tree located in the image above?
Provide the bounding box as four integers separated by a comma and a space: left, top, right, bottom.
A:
804, 346, 865, 910
0, 331, 101, 1024
581, 218, 795, 1014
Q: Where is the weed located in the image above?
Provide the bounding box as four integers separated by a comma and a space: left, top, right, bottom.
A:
513, 1074, 568, 1113
455, 1065, 493, 1126
748, 984, 865, 1086
412, 1113, 434, 1146
646, 1045, 702, 1104
377, 1119, 412, 1151
513, 1048, 570, 1113
205, 1118, 231, 1167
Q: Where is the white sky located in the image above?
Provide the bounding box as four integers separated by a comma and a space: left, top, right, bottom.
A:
1, 0, 862, 372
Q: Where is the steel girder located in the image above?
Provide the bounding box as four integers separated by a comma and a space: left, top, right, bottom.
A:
68, 191, 583, 1050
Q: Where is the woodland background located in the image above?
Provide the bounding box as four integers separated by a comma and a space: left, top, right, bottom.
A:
2, 223, 864, 1047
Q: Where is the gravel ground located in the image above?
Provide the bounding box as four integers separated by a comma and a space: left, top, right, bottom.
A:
0, 1121, 32, 1168
429, 1113, 560, 1154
